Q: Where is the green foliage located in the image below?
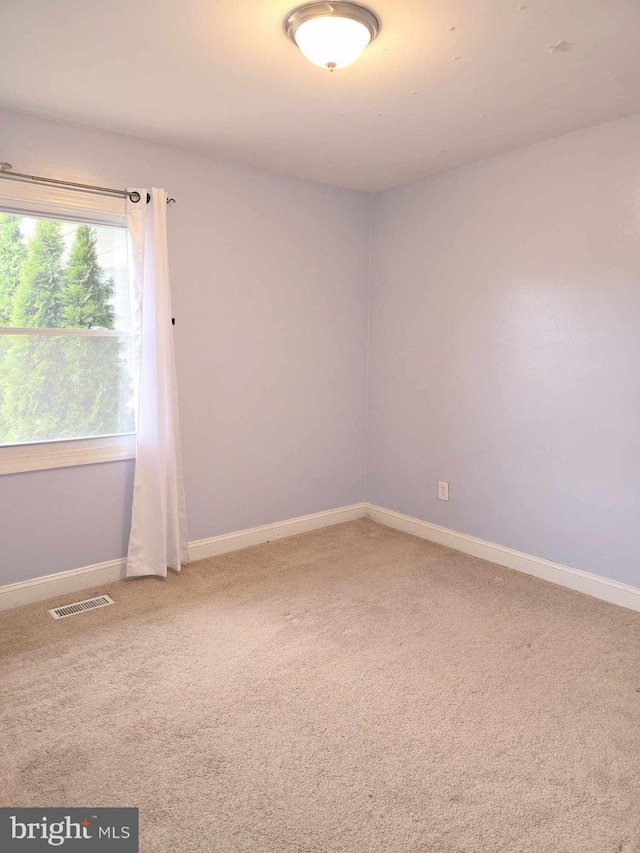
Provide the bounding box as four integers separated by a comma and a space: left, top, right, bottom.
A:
11, 218, 65, 327
0, 214, 26, 325
0, 216, 133, 444
0, 335, 131, 443
60, 225, 115, 329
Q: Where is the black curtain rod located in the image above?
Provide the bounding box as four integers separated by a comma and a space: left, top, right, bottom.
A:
0, 164, 175, 205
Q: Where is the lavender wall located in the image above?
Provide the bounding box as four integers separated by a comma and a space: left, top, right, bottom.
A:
367, 116, 640, 587
3, 109, 639, 590
0, 109, 370, 584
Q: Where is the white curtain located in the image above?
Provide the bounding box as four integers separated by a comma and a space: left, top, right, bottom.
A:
125, 188, 189, 577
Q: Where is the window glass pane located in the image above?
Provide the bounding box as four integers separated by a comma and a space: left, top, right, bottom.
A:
0, 212, 129, 330
0, 210, 134, 446
0, 333, 135, 445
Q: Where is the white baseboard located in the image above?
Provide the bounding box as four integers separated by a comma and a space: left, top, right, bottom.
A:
0, 558, 127, 612
366, 503, 640, 614
188, 503, 366, 561
0, 503, 367, 611
4, 501, 638, 616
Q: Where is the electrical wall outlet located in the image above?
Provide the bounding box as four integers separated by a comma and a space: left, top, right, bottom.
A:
438, 481, 449, 501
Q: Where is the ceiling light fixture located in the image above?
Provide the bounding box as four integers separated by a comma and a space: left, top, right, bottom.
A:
284, 2, 380, 71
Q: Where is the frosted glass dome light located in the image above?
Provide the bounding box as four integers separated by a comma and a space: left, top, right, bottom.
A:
285, 3, 380, 71
294, 16, 372, 70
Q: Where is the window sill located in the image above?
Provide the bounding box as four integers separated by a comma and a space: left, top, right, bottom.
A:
0, 434, 136, 476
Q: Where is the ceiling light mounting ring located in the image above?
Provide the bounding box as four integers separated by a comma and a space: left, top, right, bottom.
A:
284, 2, 380, 44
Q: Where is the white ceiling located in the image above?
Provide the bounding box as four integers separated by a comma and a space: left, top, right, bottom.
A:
1, 0, 639, 192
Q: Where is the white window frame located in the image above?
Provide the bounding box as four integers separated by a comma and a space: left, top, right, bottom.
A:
0, 180, 136, 475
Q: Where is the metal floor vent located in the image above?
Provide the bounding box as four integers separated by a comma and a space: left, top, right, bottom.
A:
49, 595, 114, 620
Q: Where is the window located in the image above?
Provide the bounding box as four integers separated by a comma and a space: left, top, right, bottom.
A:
0, 182, 136, 474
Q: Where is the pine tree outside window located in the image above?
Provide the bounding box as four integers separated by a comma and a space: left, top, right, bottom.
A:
0, 182, 135, 474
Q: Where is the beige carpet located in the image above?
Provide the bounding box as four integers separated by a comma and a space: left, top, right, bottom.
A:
1, 519, 640, 852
